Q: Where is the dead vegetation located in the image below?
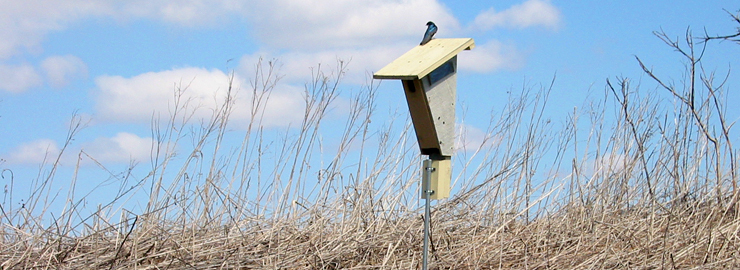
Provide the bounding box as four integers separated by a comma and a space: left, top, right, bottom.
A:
2, 12, 740, 270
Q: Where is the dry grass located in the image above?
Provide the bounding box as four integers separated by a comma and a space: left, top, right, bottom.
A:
2, 201, 738, 269
2, 15, 740, 269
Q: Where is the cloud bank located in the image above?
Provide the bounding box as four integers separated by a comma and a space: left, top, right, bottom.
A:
4, 133, 156, 165
0, 0, 563, 94
94, 66, 306, 127
473, 0, 562, 31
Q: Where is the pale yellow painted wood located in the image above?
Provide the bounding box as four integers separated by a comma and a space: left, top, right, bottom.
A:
430, 158, 451, 200
373, 38, 474, 80
421, 158, 451, 200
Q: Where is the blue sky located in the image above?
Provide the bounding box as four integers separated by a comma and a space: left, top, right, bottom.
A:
1, 1, 739, 209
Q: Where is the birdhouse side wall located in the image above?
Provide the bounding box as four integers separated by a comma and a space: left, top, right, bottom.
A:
402, 79, 440, 154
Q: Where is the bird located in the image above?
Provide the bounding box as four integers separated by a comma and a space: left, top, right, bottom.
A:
420, 21, 437, 45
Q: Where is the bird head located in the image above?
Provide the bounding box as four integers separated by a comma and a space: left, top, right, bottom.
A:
426, 21, 435, 26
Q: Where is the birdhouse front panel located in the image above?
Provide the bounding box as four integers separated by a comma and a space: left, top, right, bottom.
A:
421, 57, 457, 156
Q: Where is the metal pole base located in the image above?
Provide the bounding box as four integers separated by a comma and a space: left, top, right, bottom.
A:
422, 159, 435, 270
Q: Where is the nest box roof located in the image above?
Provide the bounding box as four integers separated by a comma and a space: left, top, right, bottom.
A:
373, 38, 474, 80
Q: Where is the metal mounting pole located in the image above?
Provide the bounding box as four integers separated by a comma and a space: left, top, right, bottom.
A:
422, 159, 435, 270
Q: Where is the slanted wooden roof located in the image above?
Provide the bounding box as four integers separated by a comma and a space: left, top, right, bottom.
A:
373, 38, 475, 80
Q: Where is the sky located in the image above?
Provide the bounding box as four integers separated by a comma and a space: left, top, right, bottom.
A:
1, 1, 739, 213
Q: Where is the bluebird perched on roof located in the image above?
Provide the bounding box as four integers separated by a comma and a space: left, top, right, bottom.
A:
420, 21, 437, 45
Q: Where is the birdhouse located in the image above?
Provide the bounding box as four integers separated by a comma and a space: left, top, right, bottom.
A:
373, 38, 474, 199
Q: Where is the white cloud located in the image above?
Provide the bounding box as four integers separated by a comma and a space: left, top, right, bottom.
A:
0, 0, 109, 59
239, 0, 558, 76
472, 0, 561, 31
455, 123, 500, 153
244, 0, 459, 50
243, 83, 306, 128
591, 153, 630, 178
240, 45, 409, 84
458, 40, 525, 73
4, 134, 156, 165
1, 0, 547, 98
95, 67, 235, 122
5, 139, 60, 164
105, 0, 245, 26
571, 153, 633, 181
94, 66, 307, 128
4, 133, 159, 165
41, 55, 88, 88
0, 0, 241, 59
0, 63, 42, 93
81, 132, 153, 163
0, 0, 461, 59
238, 0, 551, 79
